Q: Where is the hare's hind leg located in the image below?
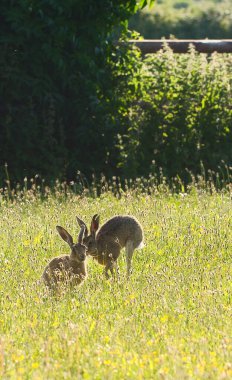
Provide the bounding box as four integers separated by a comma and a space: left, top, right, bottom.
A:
125, 240, 134, 277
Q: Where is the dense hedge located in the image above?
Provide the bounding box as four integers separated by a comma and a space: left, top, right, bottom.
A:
129, 1, 232, 39
0, 0, 153, 183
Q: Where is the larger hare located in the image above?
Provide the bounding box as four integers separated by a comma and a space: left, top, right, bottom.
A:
42, 224, 87, 288
76, 214, 144, 278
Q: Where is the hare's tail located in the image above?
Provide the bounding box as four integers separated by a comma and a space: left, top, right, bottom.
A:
137, 241, 145, 249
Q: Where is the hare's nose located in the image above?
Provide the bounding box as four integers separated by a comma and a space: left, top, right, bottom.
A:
80, 254, 85, 261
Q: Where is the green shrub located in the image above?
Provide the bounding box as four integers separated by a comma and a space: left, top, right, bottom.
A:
117, 46, 232, 181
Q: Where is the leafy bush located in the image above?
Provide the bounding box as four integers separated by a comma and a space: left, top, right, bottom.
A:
117, 46, 232, 181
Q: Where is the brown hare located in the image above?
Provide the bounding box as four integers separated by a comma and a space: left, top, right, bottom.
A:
76, 214, 144, 278
42, 224, 87, 289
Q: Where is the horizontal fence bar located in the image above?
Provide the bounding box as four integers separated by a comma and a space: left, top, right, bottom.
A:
129, 39, 232, 54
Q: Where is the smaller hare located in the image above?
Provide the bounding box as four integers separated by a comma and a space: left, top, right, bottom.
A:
76, 214, 144, 278
42, 224, 87, 288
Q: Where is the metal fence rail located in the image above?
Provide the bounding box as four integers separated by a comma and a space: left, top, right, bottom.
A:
129, 39, 232, 54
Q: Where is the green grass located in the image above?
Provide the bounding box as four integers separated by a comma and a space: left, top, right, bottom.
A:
0, 189, 232, 379
145, 0, 231, 17
129, 0, 232, 39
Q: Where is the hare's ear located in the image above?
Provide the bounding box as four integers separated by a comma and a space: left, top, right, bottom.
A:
90, 214, 100, 236
78, 225, 86, 244
56, 226, 73, 247
76, 216, 88, 236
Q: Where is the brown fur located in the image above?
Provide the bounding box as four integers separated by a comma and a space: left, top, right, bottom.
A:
76, 215, 144, 278
42, 225, 87, 289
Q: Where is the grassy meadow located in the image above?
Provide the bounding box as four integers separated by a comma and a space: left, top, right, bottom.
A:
0, 185, 232, 379
130, 0, 232, 39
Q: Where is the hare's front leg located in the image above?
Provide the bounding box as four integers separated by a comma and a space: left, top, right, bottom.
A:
105, 260, 115, 279
115, 262, 120, 278
104, 242, 121, 279
104, 260, 120, 280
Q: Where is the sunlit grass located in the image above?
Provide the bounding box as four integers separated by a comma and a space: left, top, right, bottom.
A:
0, 189, 232, 379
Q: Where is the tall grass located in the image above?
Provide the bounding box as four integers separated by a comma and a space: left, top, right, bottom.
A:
1, 163, 232, 205
0, 179, 231, 379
